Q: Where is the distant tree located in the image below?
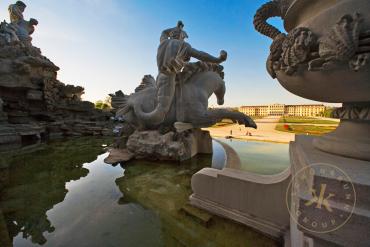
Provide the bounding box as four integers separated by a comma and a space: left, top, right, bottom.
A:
322, 107, 335, 118
104, 96, 112, 107
95, 100, 111, 110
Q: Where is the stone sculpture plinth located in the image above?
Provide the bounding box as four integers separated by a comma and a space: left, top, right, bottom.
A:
289, 136, 370, 247
105, 129, 212, 164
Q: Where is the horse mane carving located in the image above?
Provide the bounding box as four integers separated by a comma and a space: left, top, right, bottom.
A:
176, 61, 224, 84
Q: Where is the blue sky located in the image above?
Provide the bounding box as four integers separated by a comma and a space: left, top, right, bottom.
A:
0, 0, 331, 106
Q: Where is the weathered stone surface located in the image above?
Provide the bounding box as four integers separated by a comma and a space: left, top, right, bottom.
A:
26, 89, 43, 100
190, 140, 291, 239
289, 135, 370, 247
180, 203, 213, 227
0, 3, 112, 152
107, 129, 212, 163
0, 98, 7, 123
127, 130, 189, 161
0, 125, 21, 151
104, 148, 134, 164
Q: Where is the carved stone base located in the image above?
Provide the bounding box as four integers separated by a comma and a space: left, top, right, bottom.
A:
313, 120, 370, 161
313, 103, 370, 161
289, 135, 370, 247
190, 140, 291, 240
105, 129, 213, 164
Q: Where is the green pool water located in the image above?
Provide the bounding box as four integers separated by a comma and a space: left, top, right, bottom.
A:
0, 137, 278, 247
216, 138, 290, 175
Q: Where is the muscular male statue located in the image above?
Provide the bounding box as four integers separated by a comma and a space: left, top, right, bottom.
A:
138, 21, 227, 125
8, 1, 38, 43
8, 1, 26, 23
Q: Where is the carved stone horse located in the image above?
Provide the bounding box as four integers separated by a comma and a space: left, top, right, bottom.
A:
111, 62, 257, 131
12, 18, 38, 43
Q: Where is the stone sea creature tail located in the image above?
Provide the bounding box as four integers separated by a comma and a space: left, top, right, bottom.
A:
112, 75, 157, 117
109, 90, 130, 116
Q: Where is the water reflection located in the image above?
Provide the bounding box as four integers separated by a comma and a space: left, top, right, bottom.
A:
0, 137, 111, 247
211, 141, 226, 170
216, 138, 290, 175
0, 137, 277, 247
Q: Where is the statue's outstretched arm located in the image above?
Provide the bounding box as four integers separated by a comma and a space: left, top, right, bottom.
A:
189, 48, 227, 64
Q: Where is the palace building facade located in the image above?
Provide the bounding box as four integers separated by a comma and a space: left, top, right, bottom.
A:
239, 104, 326, 117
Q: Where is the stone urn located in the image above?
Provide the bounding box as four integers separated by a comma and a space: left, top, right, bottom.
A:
254, 0, 370, 160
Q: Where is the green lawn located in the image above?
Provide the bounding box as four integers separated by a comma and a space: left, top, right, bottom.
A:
276, 124, 337, 136
279, 116, 338, 124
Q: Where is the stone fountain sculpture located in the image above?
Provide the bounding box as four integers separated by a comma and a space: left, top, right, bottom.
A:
0, 2, 112, 152
8, 1, 38, 44
254, 0, 370, 246
254, 0, 370, 161
106, 21, 256, 163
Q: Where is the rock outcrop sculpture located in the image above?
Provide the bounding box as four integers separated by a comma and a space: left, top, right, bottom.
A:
7, 1, 38, 44
106, 21, 256, 163
0, 2, 112, 152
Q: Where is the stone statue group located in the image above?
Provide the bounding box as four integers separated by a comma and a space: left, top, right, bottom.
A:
0, 1, 37, 45
108, 20, 256, 160
0, 1, 257, 162
0, 1, 256, 132
110, 21, 256, 133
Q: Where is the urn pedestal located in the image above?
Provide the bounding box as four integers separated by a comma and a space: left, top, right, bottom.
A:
313, 120, 370, 161
254, 0, 370, 246
289, 136, 370, 247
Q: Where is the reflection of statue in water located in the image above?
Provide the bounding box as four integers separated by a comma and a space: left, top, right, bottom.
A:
8, 1, 38, 43
0, 139, 104, 245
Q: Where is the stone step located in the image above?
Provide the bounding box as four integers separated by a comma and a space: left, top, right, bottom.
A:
180, 203, 213, 227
